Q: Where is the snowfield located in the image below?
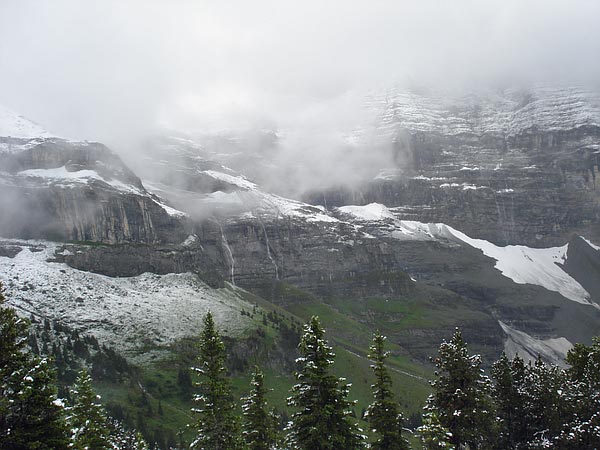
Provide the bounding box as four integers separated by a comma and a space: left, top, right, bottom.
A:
0, 239, 256, 360
445, 229, 593, 307
338, 203, 396, 221
338, 203, 596, 307
0, 105, 55, 139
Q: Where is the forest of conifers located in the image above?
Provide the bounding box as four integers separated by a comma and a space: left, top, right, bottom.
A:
1, 283, 599, 450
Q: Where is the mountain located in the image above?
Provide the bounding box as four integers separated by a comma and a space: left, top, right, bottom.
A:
0, 107, 187, 244
305, 84, 600, 247
1, 86, 600, 427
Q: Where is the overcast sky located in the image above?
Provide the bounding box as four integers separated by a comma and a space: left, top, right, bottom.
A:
1, 0, 599, 146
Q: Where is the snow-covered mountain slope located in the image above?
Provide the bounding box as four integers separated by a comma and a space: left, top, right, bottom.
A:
138, 152, 339, 224
444, 228, 594, 307
337, 203, 597, 308
362, 83, 600, 140
124, 135, 340, 225
2, 101, 599, 368
183, 170, 338, 223
144, 84, 600, 248
0, 239, 255, 360
0, 127, 188, 243
0, 105, 183, 218
16, 166, 185, 218
0, 105, 55, 139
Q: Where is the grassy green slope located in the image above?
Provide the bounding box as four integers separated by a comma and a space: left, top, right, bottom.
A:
92, 281, 438, 447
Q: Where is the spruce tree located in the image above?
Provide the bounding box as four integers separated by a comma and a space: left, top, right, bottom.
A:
0, 283, 29, 429
107, 419, 149, 450
68, 370, 112, 450
425, 328, 496, 449
521, 356, 566, 447
417, 411, 453, 450
242, 366, 277, 450
190, 311, 242, 450
3, 357, 69, 449
490, 352, 527, 449
286, 316, 365, 450
555, 339, 600, 449
0, 283, 69, 450
365, 332, 410, 450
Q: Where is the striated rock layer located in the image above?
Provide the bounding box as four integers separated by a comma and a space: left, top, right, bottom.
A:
0, 136, 188, 244
305, 84, 600, 247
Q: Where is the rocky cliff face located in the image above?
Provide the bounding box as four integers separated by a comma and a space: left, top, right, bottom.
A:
303, 85, 600, 247
2, 88, 600, 367
52, 200, 600, 363
0, 136, 189, 244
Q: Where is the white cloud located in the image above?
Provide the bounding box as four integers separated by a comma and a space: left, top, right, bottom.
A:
0, 0, 598, 147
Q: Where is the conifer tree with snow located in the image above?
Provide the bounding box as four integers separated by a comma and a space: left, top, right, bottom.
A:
521, 356, 566, 447
286, 315, 365, 450
425, 328, 496, 449
107, 419, 150, 450
68, 369, 112, 450
190, 311, 242, 450
0, 283, 69, 450
555, 339, 600, 449
241, 366, 277, 450
3, 357, 70, 449
490, 352, 528, 449
417, 411, 453, 450
1, 281, 29, 438
365, 332, 410, 450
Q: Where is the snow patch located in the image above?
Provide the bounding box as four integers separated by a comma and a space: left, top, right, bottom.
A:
181, 234, 198, 246
0, 105, 54, 139
337, 207, 594, 306
192, 170, 339, 223
152, 199, 187, 218
581, 237, 600, 251
443, 226, 594, 306
0, 239, 254, 359
201, 170, 257, 190
337, 203, 396, 221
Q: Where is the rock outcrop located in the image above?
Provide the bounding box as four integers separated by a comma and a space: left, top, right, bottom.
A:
0, 136, 189, 244
304, 85, 600, 247
2, 87, 600, 365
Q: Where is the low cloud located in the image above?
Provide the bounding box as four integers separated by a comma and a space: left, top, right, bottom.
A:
1, 0, 599, 197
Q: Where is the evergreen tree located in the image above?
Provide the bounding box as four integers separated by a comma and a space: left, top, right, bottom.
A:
365, 332, 410, 450
68, 370, 112, 450
242, 366, 277, 450
521, 356, 566, 447
417, 411, 453, 450
0, 283, 29, 425
0, 283, 69, 450
286, 316, 365, 450
107, 419, 149, 450
555, 338, 600, 449
3, 357, 69, 449
425, 328, 496, 449
190, 311, 242, 450
490, 353, 528, 449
